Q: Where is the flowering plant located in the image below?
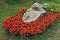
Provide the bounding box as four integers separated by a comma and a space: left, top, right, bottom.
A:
3, 8, 60, 36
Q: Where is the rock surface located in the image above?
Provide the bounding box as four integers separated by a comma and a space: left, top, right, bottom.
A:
22, 2, 46, 22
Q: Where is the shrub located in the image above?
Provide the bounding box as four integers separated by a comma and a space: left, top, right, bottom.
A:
3, 8, 60, 36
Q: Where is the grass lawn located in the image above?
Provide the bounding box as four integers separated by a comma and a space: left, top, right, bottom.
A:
0, 0, 60, 40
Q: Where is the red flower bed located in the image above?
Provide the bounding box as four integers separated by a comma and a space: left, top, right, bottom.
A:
3, 8, 60, 36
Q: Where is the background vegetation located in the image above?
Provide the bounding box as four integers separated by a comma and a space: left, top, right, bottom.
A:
0, 0, 60, 40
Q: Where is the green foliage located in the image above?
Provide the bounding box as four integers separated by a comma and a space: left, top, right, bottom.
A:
43, 3, 56, 13
5, 0, 31, 4
6, 0, 18, 4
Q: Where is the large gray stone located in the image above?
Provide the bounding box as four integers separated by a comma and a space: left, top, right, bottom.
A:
22, 2, 46, 22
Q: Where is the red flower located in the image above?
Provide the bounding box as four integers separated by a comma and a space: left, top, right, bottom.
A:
3, 8, 60, 36
3, 17, 12, 30
19, 28, 27, 36
29, 29, 35, 35
19, 8, 26, 14
9, 26, 18, 34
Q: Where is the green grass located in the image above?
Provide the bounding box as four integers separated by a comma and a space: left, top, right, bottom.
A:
0, 0, 60, 40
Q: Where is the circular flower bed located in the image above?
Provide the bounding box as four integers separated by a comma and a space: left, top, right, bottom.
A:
3, 8, 60, 36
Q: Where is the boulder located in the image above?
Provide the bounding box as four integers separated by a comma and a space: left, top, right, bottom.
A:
22, 2, 46, 22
